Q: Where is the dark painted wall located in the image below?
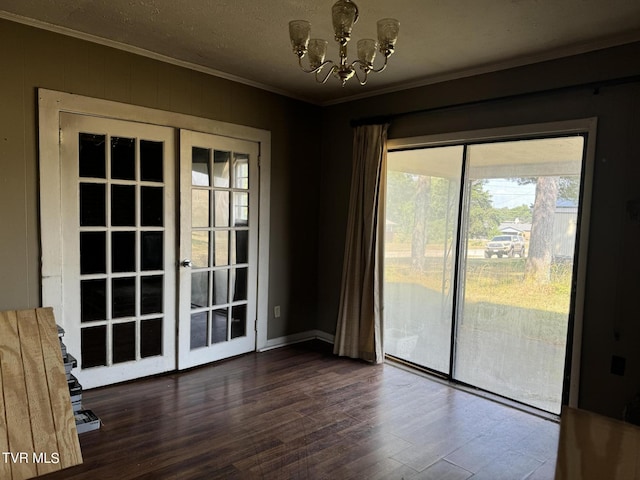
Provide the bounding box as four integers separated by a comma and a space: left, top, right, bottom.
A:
0, 18, 320, 339
317, 42, 640, 419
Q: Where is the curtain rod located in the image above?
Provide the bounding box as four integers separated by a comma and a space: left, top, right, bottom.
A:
350, 74, 640, 128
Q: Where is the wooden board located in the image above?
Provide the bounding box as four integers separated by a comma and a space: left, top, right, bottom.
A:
556, 406, 640, 479
0, 307, 82, 480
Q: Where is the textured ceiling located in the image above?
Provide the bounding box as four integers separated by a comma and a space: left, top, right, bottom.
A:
1, 0, 640, 105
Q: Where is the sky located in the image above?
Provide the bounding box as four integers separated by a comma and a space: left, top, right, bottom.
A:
484, 179, 536, 209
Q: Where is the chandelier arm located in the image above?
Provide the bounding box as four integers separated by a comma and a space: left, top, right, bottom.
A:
349, 55, 389, 76
298, 56, 335, 74
316, 65, 338, 84
369, 55, 389, 73
352, 66, 368, 86
349, 59, 368, 70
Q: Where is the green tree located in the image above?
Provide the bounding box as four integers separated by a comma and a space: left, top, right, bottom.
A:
427, 177, 459, 244
468, 180, 500, 239
386, 171, 417, 243
411, 176, 431, 269
558, 176, 580, 203
496, 204, 533, 224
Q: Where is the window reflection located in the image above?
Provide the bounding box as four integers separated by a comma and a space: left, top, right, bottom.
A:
234, 154, 249, 189
233, 192, 248, 226
190, 312, 207, 350
211, 309, 228, 344
192, 147, 210, 186
214, 191, 230, 227
213, 150, 230, 187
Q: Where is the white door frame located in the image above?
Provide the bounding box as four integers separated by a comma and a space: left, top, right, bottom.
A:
38, 89, 271, 376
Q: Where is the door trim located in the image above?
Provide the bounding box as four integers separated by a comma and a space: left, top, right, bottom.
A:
38, 89, 271, 359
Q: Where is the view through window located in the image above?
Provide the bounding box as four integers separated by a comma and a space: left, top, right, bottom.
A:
384, 134, 586, 414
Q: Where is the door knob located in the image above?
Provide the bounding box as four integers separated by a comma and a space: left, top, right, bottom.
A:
181, 259, 192, 268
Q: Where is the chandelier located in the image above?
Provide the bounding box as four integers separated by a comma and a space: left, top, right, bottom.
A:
288, 0, 399, 86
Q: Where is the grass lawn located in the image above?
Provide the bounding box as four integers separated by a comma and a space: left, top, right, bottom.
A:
385, 253, 572, 315
384, 245, 572, 411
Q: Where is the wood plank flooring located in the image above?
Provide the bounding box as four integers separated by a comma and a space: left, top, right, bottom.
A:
39, 341, 559, 480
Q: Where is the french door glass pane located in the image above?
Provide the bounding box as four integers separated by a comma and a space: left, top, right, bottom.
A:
214, 191, 230, 227
231, 268, 248, 302
140, 140, 164, 182
112, 277, 136, 318
141, 186, 164, 226
233, 231, 249, 264
191, 231, 209, 268
80, 232, 106, 274
81, 325, 107, 368
192, 190, 210, 227
233, 192, 249, 225
79, 133, 106, 179
454, 136, 584, 414
192, 147, 210, 186
213, 150, 230, 187
81, 279, 106, 322
231, 305, 246, 339
111, 185, 136, 226
212, 270, 228, 306
79, 132, 167, 366
211, 309, 228, 344
213, 231, 229, 266
191, 271, 209, 308
111, 137, 135, 180
141, 232, 163, 271
190, 312, 207, 349
234, 154, 249, 189
384, 146, 463, 373
112, 232, 136, 272
112, 321, 136, 363
141, 318, 163, 357
141, 275, 163, 314
80, 183, 106, 226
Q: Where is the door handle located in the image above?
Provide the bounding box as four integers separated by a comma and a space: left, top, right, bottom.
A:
181, 259, 192, 268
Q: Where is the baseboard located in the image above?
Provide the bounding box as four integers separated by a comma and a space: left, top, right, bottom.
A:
259, 330, 335, 352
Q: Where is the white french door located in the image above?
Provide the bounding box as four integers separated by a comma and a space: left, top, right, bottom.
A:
178, 130, 259, 370
58, 114, 261, 387
60, 113, 176, 389
42, 90, 270, 390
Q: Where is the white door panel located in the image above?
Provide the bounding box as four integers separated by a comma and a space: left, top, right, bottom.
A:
60, 113, 176, 389
178, 130, 259, 370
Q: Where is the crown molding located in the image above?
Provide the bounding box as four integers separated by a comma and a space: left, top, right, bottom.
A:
0, 10, 320, 105
2, 10, 639, 108
321, 30, 640, 106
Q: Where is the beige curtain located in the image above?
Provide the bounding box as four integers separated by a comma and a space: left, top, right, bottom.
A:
333, 123, 389, 363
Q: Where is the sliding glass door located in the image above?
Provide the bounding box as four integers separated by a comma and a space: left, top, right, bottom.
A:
384, 146, 462, 373
384, 128, 589, 414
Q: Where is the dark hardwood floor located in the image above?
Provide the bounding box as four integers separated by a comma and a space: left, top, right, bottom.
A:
41, 341, 559, 479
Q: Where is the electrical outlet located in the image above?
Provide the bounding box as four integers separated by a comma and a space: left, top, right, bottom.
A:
274, 306, 281, 318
